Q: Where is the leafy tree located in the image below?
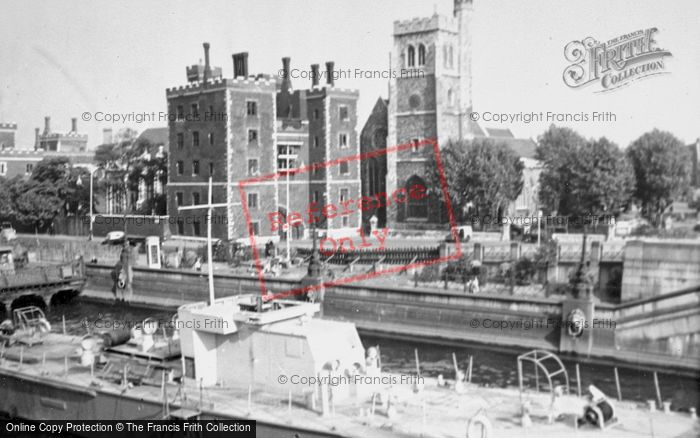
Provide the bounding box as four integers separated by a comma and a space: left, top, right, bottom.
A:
30, 157, 90, 216
12, 180, 64, 231
570, 137, 634, 217
537, 126, 634, 221
536, 125, 586, 215
626, 129, 691, 226
94, 128, 166, 214
426, 138, 523, 223
0, 177, 14, 220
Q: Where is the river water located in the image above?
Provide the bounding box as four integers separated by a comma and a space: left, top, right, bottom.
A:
44, 298, 699, 412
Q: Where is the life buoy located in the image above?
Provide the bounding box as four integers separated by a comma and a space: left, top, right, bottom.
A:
566, 309, 586, 338
466, 413, 492, 438
117, 270, 126, 289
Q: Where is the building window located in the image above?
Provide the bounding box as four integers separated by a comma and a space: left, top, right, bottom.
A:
248, 221, 260, 236
447, 88, 454, 106
177, 133, 184, 149
411, 138, 420, 153
313, 191, 322, 203
26, 163, 34, 174
0, 162, 6, 176
313, 136, 320, 148
247, 193, 258, 209
192, 192, 200, 205
407, 45, 415, 67
248, 158, 259, 175
339, 161, 349, 175
208, 105, 214, 118
338, 133, 348, 148
342, 216, 349, 227
313, 108, 320, 120
418, 44, 426, 66
444, 44, 454, 69
406, 175, 428, 219
246, 101, 257, 116
248, 129, 258, 143
209, 162, 214, 176
176, 161, 184, 175
208, 132, 214, 146
191, 103, 199, 118
340, 188, 349, 203
177, 218, 185, 235
176, 192, 183, 206
339, 105, 348, 121
177, 105, 184, 120
193, 131, 199, 147
192, 160, 200, 175
193, 220, 201, 237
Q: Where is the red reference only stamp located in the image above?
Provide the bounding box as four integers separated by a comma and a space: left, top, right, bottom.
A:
238, 139, 462, 299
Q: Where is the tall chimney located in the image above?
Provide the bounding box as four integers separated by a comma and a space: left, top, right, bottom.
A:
103, 128, 113, 145
34, 128, 40, 149
44, 116, 51, 134
281, 57, 292, 91
203, 42, 211, 83
71, 117, 77, 133
232, 52, 249, 78
311, 64, 320, 87
325, 61, 334, 86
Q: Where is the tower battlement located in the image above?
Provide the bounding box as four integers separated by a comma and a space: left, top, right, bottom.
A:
393, 14, 456, 36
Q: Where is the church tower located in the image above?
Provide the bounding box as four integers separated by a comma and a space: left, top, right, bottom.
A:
386, 0, 476, 227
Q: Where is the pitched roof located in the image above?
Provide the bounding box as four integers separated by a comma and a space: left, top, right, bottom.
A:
485, 128, 514, 138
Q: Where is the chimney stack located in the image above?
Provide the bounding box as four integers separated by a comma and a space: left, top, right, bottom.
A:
71, 117, 77, 133
44, 116, 51, 134
311, 64, 320, 87
325, 61, 334, 86
103, 128, 113, 145
281, 57, 293, 91
232, 52, 249, 78
34, 128, 40, 149
203, 42, 211, 83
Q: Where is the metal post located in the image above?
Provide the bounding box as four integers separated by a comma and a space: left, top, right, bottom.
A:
206, 177, 215, 305
89, 168, 95, 240
286, 160, 291, 261
467, 355, 473, 383
575, 363, 582, 397
414, 349, 420, 376
653, 371, 662, 409
614, 367, 622, 401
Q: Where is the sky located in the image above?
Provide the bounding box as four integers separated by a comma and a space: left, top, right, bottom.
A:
1, 0, 699, 149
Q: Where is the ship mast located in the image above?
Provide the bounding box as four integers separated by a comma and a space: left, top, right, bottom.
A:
178, 177, 237, 305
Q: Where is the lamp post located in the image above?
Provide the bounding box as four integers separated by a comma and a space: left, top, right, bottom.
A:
87, 167, 103, 241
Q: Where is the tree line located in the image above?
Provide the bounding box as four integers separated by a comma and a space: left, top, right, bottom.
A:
427, 125, 693, 228
0, 128, 167, 232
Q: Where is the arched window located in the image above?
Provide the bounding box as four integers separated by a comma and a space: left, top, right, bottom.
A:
405, 175, 428, 219
418, 44, 426, 66
407, 45, 415, 67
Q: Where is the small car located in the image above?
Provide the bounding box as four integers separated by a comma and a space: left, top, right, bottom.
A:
445, 225, 473, 243
0, 222, 16, 242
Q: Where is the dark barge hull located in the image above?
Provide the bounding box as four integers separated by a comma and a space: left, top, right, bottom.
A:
0, 369, 344, 438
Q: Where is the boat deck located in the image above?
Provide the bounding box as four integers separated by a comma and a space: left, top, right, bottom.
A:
1, 333, 697, 438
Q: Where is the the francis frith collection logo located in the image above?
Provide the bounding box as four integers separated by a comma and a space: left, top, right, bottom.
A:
563, 28, 672, 92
